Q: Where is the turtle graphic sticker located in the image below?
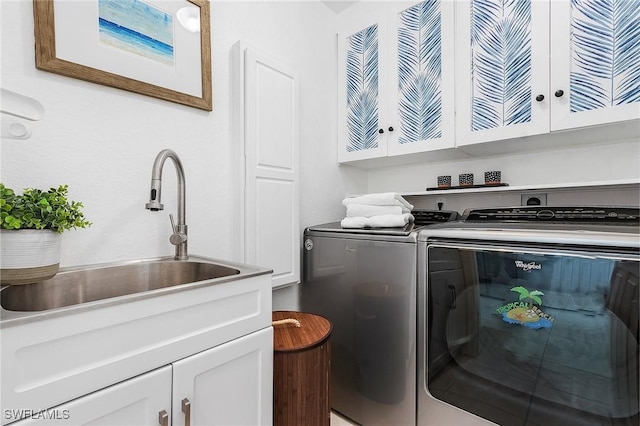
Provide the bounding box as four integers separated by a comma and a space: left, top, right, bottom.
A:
495, 286, 554, 329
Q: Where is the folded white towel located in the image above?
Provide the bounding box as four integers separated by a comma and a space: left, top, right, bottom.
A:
346, 204, 406, 217
340, 216, 368, 228
342, 192, 414, 211
340, 213, 415, 229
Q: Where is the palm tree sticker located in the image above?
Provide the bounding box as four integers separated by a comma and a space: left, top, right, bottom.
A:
510, 286, 544, 306
495, 286, 554, 329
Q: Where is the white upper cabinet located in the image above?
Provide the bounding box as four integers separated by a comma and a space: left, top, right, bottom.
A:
339, 0, 639, 163
337, 6, 387, 162
388, 0, 456, 156
550, 0, 640, 130
455, 0, 550, 146
455, 0, 639, 147
337, 0, 455, 163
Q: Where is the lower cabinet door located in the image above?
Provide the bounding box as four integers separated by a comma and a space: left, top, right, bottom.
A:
171, 327, 273, 426
8, 366, 172, 426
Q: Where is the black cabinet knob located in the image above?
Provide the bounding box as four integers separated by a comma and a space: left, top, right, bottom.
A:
378, 128, 384, 134
535, 94, 545, 102
554, 89, 564, 97
388, 126, 394, 132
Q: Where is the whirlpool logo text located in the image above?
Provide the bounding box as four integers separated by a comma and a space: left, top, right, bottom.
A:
514, 260, 542, 271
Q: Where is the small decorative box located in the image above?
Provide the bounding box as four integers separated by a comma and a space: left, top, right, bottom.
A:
459, 173, 474, 186
437, 175, 451, 188
484, 171, 501, 184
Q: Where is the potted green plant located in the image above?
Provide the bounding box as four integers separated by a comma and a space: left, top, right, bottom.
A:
0, 183, 91, 285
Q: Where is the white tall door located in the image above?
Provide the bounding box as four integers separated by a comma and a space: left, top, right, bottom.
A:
171, 328, 273, 426
10, 366, 172, 426
244, 47, 300, 289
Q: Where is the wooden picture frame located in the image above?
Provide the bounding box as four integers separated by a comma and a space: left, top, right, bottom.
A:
33, 0, 212, 111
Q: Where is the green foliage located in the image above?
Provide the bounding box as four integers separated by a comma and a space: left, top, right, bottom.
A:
510, 286, 544, 306
0, 183, 91, 233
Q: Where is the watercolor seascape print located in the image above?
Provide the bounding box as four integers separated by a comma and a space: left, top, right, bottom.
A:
98, 0, 174, 66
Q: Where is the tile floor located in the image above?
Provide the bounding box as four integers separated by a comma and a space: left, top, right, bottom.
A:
331, 411, 357, 426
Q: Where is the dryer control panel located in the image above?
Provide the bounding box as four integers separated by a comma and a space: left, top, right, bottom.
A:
413, 209, 459, 226
462, 206, 639, 224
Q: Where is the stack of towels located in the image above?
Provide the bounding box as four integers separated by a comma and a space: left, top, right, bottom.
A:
340, 192, 415, 228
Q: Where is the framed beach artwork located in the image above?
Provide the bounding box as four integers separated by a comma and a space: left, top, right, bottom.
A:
33, 0, 212, 111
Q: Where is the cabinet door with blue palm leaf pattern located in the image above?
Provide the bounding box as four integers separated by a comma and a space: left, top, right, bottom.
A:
337, 1, 455, 163
550, 0, 640, 130
337, 5, 388, 162
387, 0, 456, 156
455, 0, 550, 146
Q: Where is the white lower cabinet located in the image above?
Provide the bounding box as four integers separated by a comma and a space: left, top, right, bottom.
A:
9, 328, 273, 426
172, 327, 273, 426
8, 367, 172, 426
2, 268, 273, 426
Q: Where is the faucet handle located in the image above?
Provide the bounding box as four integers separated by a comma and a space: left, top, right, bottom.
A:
169, 214, 187, 246
169, 214, 178, 233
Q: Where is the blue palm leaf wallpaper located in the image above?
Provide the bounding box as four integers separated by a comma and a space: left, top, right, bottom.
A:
398, 0, 443, 144
570, 0, 640, 112
470, 0, 532, 131
346, 25, 379, 152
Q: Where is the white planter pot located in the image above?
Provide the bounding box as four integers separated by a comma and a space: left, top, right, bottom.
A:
0, 229, 62, 285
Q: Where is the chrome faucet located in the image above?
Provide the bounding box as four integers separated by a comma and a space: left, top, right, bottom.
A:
145, 149, 188, 260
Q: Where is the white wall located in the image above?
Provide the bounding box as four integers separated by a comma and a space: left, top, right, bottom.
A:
1, 1, 363, 277
367, 139, 640, 194
405, 184, 640, 215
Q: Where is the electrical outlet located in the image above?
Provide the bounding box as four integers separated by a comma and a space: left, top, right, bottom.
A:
521, 193, 547, 206
436, 197, 446, 210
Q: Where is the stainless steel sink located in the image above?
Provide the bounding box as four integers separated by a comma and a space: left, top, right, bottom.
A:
1, 258, 241, 312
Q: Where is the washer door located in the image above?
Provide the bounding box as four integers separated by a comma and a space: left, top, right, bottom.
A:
418, 242, 639, 426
